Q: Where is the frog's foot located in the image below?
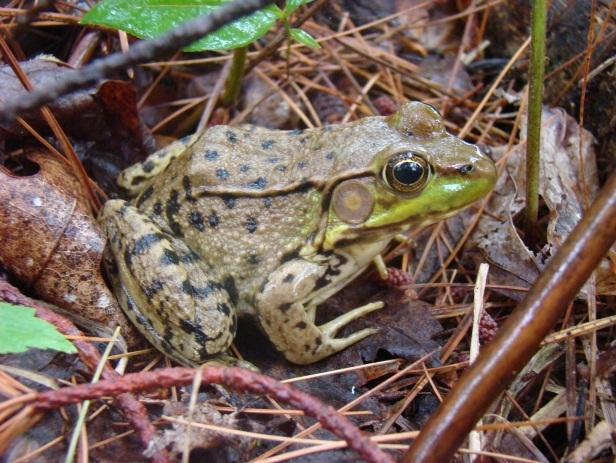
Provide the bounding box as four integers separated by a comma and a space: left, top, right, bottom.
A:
319, 301, 383, 340
258, 300, 383, 365
100, 200, 237, 366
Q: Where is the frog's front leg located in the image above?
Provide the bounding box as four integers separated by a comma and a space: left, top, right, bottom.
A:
99, 200, 236, 366
117, 134, 198, 195
255, 259, 383, 364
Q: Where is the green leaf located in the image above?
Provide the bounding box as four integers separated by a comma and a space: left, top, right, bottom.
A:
0, 302, 77, 354
284, 0, 314, 15
81, 0, 279, 51
289, 28, 320, 48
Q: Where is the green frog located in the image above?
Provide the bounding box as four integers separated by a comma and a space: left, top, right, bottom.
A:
99, 102, 496, 365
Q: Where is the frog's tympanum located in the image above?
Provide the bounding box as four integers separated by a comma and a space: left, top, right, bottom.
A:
99, 102, 496, 365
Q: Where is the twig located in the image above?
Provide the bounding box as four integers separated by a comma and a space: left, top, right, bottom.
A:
28, 366, 393, 463
0, 0, 274, 123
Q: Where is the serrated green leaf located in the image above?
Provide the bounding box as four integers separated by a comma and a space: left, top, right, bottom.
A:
290, 28, 320, 48
284, 0, 314, 15
0, 302, 77, 354
81, 0, 279, 51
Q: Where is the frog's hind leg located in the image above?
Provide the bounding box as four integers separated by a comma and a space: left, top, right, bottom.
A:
255, 259, 383, 364
99, 199, 236, 366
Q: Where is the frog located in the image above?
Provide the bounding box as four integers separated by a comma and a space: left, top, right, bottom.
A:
99, 101, 496, 366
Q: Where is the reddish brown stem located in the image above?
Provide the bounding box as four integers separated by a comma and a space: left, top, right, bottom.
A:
31, 366, 392, 463
0, 280, 168, 463
403, 171, 616, 462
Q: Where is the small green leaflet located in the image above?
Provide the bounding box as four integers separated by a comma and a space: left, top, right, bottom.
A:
284, 0, 315, 15
0, 302, 77, 354
81, 0, 280, 51
290, 28, 320, 48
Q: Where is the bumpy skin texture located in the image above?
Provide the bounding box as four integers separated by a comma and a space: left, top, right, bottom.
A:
99, 102, 497, 365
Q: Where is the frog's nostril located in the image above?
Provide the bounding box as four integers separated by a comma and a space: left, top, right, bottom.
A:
458, 164, 474, 174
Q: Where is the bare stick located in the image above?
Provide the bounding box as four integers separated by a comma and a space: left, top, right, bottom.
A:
0, 0, 273, 122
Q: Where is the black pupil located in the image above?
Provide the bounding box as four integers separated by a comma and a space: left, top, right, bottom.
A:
393, 161, 423, 185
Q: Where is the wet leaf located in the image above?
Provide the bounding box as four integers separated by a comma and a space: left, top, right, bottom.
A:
0, 302, 77, 354
284, 0, 314, 15
289, 28, 321, 48
0, 150, 135, 344
81, 0, 280, 51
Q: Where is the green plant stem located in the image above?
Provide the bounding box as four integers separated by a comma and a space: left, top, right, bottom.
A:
525, 0, 547, 226
221, 46, 247, 106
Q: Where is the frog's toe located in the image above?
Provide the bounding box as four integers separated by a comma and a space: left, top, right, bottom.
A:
325, 327, 379, 352
318, 301, 384, 338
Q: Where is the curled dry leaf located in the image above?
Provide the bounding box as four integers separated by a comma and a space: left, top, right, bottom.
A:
471, 106, 616, 296
0, 150, 136, 344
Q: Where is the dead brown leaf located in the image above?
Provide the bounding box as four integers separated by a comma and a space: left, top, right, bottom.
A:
0, 149, 135, 345
471, 106, 616, 296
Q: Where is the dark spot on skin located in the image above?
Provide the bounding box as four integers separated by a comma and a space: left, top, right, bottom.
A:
208, 211, 220, 228
222, 195, 236, 209
279, 302, 292, 312
304, 344, 310, 352
263, 197, 272, 208
160, 248, 180, 265
315, 336, 322, 346
297, 161, 307, 169
280, 249, 299, 264
216, 167, 230, 181
182, 176, 196, 202
229, 313, 237, 334
217, 303, 231, 316
143, 279, 164, 298
283, 273, 295, 283
325, 151, 334, 160
266, 156, 280, 164
136, 185, 154, 208
261, 140, 275, 150
152, 202, 162, 215
204, 149, 219, 161
131, 175, 146, 186
123, 248, 132, 268
314, 275, 329, 290
276, 165, 286, 172
165, 190, 183, 236
239, 164, 250, 172
295, 321, 307, 330
182, 280, 213, 299
180, 251, 201, 263
299, 137, 308, 145
142, 160, 156, 173
189, 210, 205, 231
247, 254, 260, 264
245, 216, 258, 233
247, 177, 267, 189
222, 276, 239, 305
132, 233, 163, 254
226, 130, 237, 143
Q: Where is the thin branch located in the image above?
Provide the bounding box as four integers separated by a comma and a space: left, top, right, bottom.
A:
0, 0, 274, 122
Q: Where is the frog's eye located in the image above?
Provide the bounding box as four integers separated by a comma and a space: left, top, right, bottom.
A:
382, 151, 429, 193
